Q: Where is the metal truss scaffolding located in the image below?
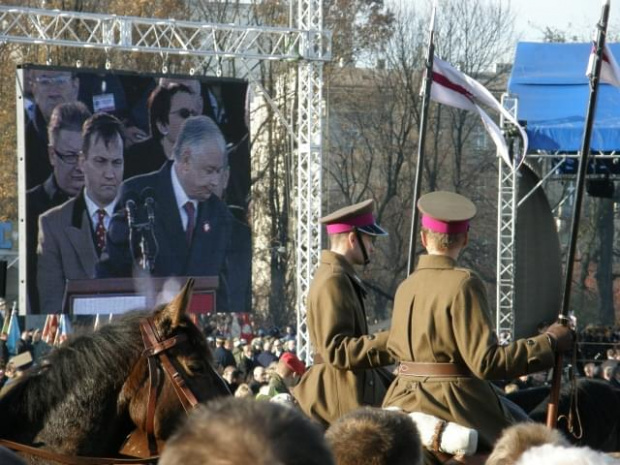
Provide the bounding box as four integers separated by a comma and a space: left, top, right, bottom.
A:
496, 95, 518, 337
0, 4, 329, 363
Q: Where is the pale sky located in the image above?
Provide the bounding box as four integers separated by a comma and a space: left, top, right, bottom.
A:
512, 0, 620, 42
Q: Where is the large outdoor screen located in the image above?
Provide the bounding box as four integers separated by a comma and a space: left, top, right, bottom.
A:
17, 64, 251, 316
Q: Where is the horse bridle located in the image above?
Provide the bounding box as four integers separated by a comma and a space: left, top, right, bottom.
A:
139, 316, 201, 456
0, 316, 205, 465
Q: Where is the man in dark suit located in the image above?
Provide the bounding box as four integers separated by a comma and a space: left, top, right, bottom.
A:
99, 115, 233, 311
37, 113, 125, 314
26, 102, 92, 313
25, 69, 80, 189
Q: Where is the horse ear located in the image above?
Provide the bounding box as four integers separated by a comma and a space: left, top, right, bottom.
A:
162, 278, 195, 328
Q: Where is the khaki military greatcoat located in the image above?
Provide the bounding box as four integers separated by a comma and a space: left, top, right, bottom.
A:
294, 251, 393, 427
383, 255, 556, 450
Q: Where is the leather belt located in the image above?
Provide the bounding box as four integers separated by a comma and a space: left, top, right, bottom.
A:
312, 353, 324, 364
398, 361, 471, 377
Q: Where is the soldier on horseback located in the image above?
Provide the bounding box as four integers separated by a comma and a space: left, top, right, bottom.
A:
294, 199, 394, 428
382, 191, 574, 463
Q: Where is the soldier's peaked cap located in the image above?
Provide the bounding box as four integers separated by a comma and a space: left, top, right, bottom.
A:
418, 191, 476, 234
320, 199, 388, 236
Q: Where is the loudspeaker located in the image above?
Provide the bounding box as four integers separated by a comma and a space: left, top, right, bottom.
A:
0, 260, 6, 299
587, 179, 614, 198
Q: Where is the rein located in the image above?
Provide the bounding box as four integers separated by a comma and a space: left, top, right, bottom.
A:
0, 316, 200, 465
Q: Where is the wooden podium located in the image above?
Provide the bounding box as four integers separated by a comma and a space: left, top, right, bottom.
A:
62, 276, 218, 315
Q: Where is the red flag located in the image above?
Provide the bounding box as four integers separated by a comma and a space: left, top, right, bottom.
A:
42, 314, 59, 345
54, 315, 72, 347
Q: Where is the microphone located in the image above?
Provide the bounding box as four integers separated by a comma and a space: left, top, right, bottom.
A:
125, 198, 137, 228
141, 187, 156, 225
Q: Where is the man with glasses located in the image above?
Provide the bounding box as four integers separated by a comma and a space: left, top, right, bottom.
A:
294, 199, 394, 428
100, 115, 233, 310
123, 83, 197, 179
26, 69, 80, 189
37, 113, 125, 314
26, 102, 92, 313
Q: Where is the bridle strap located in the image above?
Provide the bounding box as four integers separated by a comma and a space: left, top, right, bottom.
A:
140, 318, 200, 412
138, 317, 201, 456
0, 439, 158, 465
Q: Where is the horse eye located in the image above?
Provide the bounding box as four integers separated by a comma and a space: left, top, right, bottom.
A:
187, 362, 206, 375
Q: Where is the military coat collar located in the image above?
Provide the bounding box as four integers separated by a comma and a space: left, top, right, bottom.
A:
416, 254, 457, 270
320, 250, 368, 296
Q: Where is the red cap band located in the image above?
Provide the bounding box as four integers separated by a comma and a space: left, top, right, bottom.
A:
325, 212, 376, 235
421, 215, 470, 234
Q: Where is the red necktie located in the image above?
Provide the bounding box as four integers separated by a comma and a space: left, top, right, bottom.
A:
95, 209, 106, 255
184, 201, 196, 245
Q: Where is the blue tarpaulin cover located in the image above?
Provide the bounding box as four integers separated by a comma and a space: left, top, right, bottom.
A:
508, 42, 620, 152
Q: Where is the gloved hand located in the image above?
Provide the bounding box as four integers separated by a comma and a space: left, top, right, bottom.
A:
545, 322, 575, 352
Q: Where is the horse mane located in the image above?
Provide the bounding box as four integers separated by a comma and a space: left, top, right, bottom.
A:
0, 310, 150, 437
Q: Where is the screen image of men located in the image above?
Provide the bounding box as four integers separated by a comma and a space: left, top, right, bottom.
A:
26, 102, 92, 313
36, 113, 125, 314
26, 69, 80, 189
382, 191, 574, 461
99, 115, 234, 310
294, 199, 394, 428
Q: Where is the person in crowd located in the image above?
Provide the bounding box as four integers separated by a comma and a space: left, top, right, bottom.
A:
238, 342, 258, 381
257, 340, 279, 368
214, 336, 236, 371
284, 339, 297, 354
31, 328, 51, 362
601, 360, 618, 384
99, 115, 233, 310
610, 364, 620, 389
16, 331, 33, 357
514, 443, 619, 465
233, 382, 253, 398
222, 365, 242, 395
486, 423, 569, 465
326, 407, 423, 465
382, 191, 574, 461
26, 102, 92, 313
0, 333, 9, 369
158, 397, 335, 465
294, 199, 394, 428
583, 362, 599, 379
272, 338, 285, 359
258, 351, 306, 400
26, 69, 80, 188
37, 113, 125, 314
123, 83, 197, 179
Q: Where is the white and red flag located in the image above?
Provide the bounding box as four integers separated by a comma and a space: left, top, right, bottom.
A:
430, 56, 528, 168
54, 314, 72, 347
587, 43, 620, 87
41, 314, 59, 345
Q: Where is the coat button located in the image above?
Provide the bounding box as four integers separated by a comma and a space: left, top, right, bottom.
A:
368, 335, 375, 340
527, 339, 535, 346
369, 379, 374, 386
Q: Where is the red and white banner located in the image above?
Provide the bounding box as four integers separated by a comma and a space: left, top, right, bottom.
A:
54, 314, 72, 347
587, 43, 620, 87
430, 56, 528, 168
41, 314, 59, 345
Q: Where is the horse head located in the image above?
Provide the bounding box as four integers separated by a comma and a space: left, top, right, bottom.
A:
120, 279, 230, 456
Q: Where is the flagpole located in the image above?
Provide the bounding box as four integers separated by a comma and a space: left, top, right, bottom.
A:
546, 0, 610, 429
407, 2, 437, 276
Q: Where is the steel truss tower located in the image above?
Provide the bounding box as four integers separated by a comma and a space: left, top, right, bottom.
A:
0, 4, 329, 362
